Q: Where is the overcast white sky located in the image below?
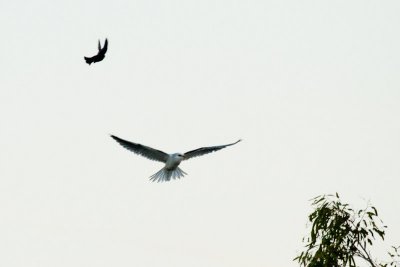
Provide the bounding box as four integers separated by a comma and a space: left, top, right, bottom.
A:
1, 0, 399, 266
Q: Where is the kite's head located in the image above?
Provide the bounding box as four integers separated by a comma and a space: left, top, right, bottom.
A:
172, 153, 185, 161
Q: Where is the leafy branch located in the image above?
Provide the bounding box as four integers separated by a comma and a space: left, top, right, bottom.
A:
295, 193, 398, 267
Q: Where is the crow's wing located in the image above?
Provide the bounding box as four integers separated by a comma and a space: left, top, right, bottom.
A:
111, 135, 169, 163
98, 40, 101, 51
183, 139, 241, 160
102, 38, 108, 54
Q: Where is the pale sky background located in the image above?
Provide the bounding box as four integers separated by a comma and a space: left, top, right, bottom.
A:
1, 0, 399, 266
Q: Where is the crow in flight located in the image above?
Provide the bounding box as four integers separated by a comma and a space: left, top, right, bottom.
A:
84, 38, 108, 65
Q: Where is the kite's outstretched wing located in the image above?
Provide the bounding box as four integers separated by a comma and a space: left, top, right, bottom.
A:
111, 135, 169, 163
183, 139, 241, 160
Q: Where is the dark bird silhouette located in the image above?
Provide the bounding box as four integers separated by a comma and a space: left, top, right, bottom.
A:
84, 39, 108, 65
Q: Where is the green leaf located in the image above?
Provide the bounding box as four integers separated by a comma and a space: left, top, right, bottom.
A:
372, 206, 378, 216
374, 229, 385, 240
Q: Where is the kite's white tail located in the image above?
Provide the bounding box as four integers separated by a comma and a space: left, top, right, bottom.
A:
149, 167, 187, 182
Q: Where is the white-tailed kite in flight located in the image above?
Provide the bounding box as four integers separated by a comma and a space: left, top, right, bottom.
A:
110, 135, 241, 182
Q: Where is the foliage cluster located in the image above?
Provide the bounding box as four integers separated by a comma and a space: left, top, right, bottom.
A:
295, 193, 399, 267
